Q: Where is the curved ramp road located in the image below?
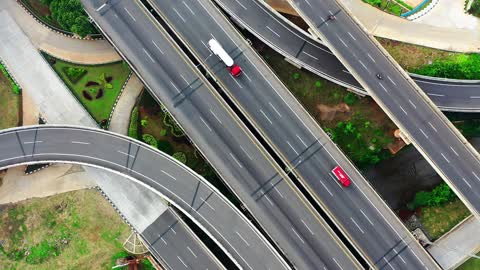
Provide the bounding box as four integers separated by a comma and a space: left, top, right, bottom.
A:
213, 0, 480, 112
287, 0, 480, 237
148, 0, 439, 269
82, 0, 360, 269
0, 125, 284, 270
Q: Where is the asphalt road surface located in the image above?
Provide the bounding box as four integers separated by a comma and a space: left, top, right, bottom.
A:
83, 0, 361, 269
287, 0, 480, 222
0, 125, 285, 270
149, 0, 440, 269
213, 0, 480, 112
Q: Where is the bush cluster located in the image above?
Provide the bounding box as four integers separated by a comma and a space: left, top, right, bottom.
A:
0, 63, 21, 94
413, 54, 480, 80
142, 134, 158, 148
128, 107, 139, 140
62, 66, 87, 84
163, 112, 184, 137
408, 183, 457, 210
173, 152, 187, 164
40, 0, 96, 37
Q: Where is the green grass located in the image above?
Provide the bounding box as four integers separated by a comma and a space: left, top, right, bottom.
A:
362, 0, 410, 16
469, 0, 480, 18
419, 199, 470, 240
0, 67, 21, 129
44, 53, 131, 124
412, 53, 480, 80
457, 252, 480, 270
260, 48, 396, 168
0, 189, 131, 269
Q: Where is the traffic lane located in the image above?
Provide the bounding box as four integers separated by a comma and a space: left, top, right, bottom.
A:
147, 0, 364, 267
90, 1, 349, 269
83, 2, 291, 269
143, 210, 225, 270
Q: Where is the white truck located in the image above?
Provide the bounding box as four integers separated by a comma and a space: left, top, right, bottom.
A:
208, 39, 242, 77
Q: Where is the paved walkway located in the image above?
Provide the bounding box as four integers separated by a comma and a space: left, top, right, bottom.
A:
266, 0, 480, 52
109, 74, 143, 135
427, 216, 480, 269
0, 0, 120, 64
414, 0, 479, 29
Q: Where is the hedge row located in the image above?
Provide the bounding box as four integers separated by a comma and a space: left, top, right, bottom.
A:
0, 63, 21, 95
128, 107, 139, 140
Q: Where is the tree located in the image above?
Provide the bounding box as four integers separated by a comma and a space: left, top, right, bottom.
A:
49, 0, 96, 37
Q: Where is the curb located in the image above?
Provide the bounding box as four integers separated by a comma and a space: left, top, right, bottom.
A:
106, 71, 133, 129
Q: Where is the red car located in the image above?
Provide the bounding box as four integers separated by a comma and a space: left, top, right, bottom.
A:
332, 166, 351, 187
228, 64, 242, 77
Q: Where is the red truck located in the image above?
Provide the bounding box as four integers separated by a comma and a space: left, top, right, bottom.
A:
332, 165, 351, 187
208, 39, 242, 77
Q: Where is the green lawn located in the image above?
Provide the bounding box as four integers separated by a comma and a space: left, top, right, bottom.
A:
260, 48, 395, 168
419, 199, 470, 240
0, 67, 21, 129
0, 189, 131, 269
45, 53, 131, 124
457, 252, 480, 270
362, 0, 411, 16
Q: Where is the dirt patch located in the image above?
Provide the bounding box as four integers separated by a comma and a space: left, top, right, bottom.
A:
316, 103, 351, 121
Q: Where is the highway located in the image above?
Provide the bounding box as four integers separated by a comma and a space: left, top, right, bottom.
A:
286, 0, 480, 225
0, 125, 286, 270
149, 0, 439, 269
142, 209, 225, 270
82, 0, 361, 269
212, 0, 480, 112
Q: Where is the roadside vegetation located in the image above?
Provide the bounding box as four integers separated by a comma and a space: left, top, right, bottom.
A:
0, 189, 132, 269
128, 91, 237, 203
259, 47, 395, 168
21, 0, 97, 37
0, 63, 21, 129
468, 0, 480, 18
379, 38, 480, 80
457, 252, 480, 270
44, 53, 131, 126
362, 0, 412, 16
407, 183, 470, 240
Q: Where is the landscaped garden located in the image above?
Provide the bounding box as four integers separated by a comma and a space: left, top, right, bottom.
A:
0, 189, 140, 269
362, 0, 413, 16
0, 63, 21, 129
129, 91, 237, 203
44, 53, 131, 126
259, 46, 396, 168
20, 0, 97, 37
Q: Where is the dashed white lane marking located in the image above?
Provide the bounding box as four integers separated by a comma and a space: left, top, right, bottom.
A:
302, 51, 318, 60
263, 193, 274, 206
360, 209, 374, 226
199, 117, 212, 132
240, 146, 253, 160
470, 96, 480, 99
266, 26, 281, 37
229, 153, 243, 168
408, 99, 416, 109
177, 256, 188, 267
462, 178, 472, 188
172, 7, 186, 22
161, 170, 177, 181
428, 122, 438, 132
151, 40, 164, 54
210, 110, 222, 124
351, 217, 365, 234
71, 141, 90, 145
472, 171, 480, 182
117, 150, 135, 158
358, 60, 368, 71
269, 102, 282, 117
170, 81, 181, 93
427, 93, 444, 97
260, 109, 273, 124
233, 0, 247, 9
347, 32, 356, 41
236, 231, 250, 246
319, 180, 333, 196
337, 34, 348, 48
230, 73, 243, 88
24, 140, 42, 144
170, 227, 176, 235
387, 76, 397, 86
393, 248, 407, 264
301, 219, 314, 235
332, 258, 344, 270
399, 106, 408, 115
143, 48, 155, 63
367, 53, 376, 63
379, 82, 388, 93
182, 1, 195, 15
187, 246, 197, 258
161, 237, 167, 245
291, 227, 305, 244
200, 197, 215, 211
384, 257, 396, 270
450, 146, 459, 157
441, 153, 450, 163
180, 74, 189, 85
124, 7, 136, 21
286, 141, 299, 155
419, 129, 429, 139
296, 134, 308, 147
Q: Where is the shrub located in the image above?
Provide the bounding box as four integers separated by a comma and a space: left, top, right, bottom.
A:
160, 129, 167, 136
85, 81, 99, 87
292, 73, 300, 80
412, 54, 480, 80
314, 80, 322, 88
157, 140, 173, 155
173, 152, 187, 164
343, 92, 358, 105
163, 113, 184, 137
106, 76, 113, 83
128, 107, 139, 139
47, 0, 96, 37
408, 183, 457, 210
95, 88, 104, 99
62, 66, 87, 84
142, 134, 158, 148
0, 63, 21, 94
82, 90, 92, 100
141, 119, 148, 128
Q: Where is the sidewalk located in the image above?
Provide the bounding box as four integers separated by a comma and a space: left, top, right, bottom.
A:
266, 0, 480, 52
0, 0, 121, 64
427, 216, 480, 269
109, 74, 143, 135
